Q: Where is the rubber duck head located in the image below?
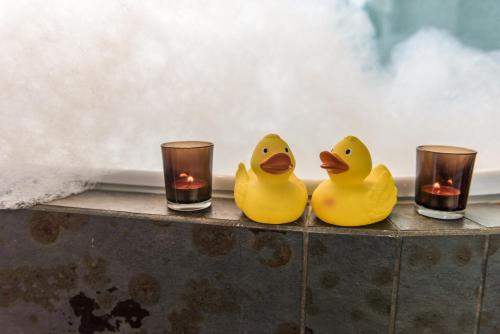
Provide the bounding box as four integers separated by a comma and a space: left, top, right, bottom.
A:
251, 134, 296, 182
319, 136, 372, 185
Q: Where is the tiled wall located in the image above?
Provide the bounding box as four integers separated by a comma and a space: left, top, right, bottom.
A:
0, 197, 499, 334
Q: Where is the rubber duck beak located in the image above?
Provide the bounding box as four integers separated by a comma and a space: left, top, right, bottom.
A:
320, 151, 349, 174
260, 153, 293, 174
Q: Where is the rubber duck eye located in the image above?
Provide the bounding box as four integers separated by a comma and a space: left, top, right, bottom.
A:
262, 147, 268, 154
345, 148, 352, 156
285, 147, 289, 153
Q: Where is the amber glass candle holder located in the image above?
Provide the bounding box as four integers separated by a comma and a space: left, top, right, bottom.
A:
161, 141, 213, 211
415, 145, 476, 220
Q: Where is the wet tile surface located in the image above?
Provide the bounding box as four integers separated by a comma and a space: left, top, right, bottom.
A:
41, 190, 307, 231
305, 233, 399, 334
0, 209, 303, 334
395, 235, 485, 334
43, 190, 243, 222
389, 204, 484, 234
479, 234, 500, 333
466, 203, 500, 228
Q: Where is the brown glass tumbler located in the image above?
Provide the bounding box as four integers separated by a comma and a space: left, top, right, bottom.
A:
161, 141, 213, 211
415, 145, 476, 220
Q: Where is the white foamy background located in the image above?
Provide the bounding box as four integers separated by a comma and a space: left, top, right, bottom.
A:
1, 0, 499, 208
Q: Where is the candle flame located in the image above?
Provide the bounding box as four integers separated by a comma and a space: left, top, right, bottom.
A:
187, 176, 194, 183
447, 178, 453, 185
432, 182, 441, 193
179, 172, 188, 178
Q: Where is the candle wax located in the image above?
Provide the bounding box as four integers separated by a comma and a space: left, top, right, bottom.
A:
419, 184, 461, 211
173, 180, 206, 190
169, 178, 209, 203
421, 184, 461, 196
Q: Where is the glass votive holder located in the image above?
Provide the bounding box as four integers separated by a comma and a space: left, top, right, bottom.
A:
161, 141, 213, 211
415, 145, 476, 220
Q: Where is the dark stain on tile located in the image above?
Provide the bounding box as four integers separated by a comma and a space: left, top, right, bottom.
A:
168, 307, 203, 334
252, 232, 291, 268
407, 244, 441, 270
71, 293, 112, 334
107, 286, 118, 293
29, 314, 38, 324
182, 278, 239, 315
111, 299, 150, 328
273, 322, 314, 334
309, 239, 327, 260
373, 267, 393, 287
70, 292, 149, 334
413, 311, 446, 333
168, 278, 240, 333
29, 212, 60, 244
366, 289, 391, 316
128, 273, 161, 306
453, 243, 472, 267
82, 256, 110, 289
351, 307, 366, 321
191, 225, 236, 257
273, 322, 300, 334
318, 270, 339, 289
248, 228, 287, 235
0, 264, 77, 310
29, 211, 88, 245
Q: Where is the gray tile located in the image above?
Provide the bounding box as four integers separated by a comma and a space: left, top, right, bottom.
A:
305, 233, 399, 334
390, 204, 484, 235
0, 209, 303, 334
466, 203, 500, 228
238, 229, 303, 334
479, 234, 500, 333
395, 235, 485, 334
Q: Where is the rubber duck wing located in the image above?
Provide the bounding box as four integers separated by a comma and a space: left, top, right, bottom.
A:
366, 165, 398, 221
234, 163, 249, 210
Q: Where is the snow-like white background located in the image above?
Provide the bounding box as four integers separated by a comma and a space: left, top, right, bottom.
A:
1, 0, 500, 208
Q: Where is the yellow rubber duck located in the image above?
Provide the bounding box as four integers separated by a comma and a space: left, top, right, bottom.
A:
234, 134, 308, 224
311, 136, 397, 226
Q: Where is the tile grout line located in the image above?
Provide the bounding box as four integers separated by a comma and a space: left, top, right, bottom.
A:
389, 236, 403, 334
474, 234, 490, 334
299, 206, 312, 334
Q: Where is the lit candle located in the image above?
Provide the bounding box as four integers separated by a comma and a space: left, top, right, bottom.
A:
171, 173, 208, 203
174, 173, 206, 190
415, 145, 476, 219
161, 141, 213, 211
420, 181, 461, 210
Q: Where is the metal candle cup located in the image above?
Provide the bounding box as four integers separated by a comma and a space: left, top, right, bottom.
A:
161, 141, 213, 211
415, 145, 476, 220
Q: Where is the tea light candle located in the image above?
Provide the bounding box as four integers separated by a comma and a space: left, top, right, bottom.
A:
420, 181, 461, 210
415, 145, 476, 220
172, 173, 207, 203
161, 141, 213, 211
